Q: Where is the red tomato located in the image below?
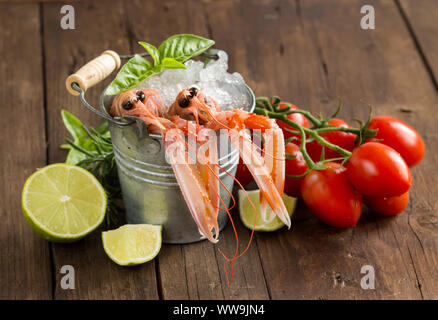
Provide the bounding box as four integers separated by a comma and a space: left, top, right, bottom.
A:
364, 192, 409, 216
307, 119, 356, 161
235, 157, 253, 186
301, 162, 362, 228
276, 103, 310, 141
284, 143, 308, 197
368, 116, 425, 167
346, 142, 412, 197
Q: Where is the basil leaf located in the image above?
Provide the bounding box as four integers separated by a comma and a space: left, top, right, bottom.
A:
61, 110, 89, 144
106, 54, 155, 96
61, 110, 92, 164
160, 57, 187, 69
158, 34, 215, 62
138, 41, 160, 66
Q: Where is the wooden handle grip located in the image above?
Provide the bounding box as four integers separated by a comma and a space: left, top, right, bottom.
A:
66, 50, 121, 96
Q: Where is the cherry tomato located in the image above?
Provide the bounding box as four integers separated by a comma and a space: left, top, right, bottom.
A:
235, 157, 254, 186
284, 143, 308, 197
346, 142, 412, 197
307, 119, 356, 161
301, 162, 362, 228
364, 192, 409, 216
367, 116, 425, 167
276, 103, 310, 141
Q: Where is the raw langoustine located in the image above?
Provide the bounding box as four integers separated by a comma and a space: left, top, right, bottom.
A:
110, 86, 290, 243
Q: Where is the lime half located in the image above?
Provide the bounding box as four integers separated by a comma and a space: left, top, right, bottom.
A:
21, 163, 106, 242
102, 224, 162, 266
238, 189, 297, 232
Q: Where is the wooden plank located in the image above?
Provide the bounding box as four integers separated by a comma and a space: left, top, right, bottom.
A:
395, 0, 438, 299
206, 0, 438, 299
398, 0, 438, 84
0, 3, 52, 299
42, 1, 158, 299
126, 0, 270, 300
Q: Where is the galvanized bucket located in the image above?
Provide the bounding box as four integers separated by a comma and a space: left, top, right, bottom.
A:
98, 86, 255, 243
67, 49, 255, 243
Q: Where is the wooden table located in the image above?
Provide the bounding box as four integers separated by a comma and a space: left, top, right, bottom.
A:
1, 0, 437, 300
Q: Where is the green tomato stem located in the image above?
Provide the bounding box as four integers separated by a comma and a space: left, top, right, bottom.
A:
282, 109, 322, 127
255, 110, 353, 173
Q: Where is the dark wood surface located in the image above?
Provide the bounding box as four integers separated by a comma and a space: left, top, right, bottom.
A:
1, 0, 437, 299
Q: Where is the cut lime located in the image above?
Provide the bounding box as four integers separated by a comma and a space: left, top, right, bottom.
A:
238, 189, 297, 232
21, 163, 107, 242
102, 224, 162, 266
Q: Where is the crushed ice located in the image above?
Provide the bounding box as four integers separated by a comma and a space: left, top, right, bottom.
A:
137, 50, 251, 111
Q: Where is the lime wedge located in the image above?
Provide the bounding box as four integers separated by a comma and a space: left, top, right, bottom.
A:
102, 224, 162, 266
238, 189, 297, 232
21, 163, 106, 242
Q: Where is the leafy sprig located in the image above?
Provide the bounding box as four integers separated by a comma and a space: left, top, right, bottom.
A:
61, 110, 121, 227
106, 34, 215, 95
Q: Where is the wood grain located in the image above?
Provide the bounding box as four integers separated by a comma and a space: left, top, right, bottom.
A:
396, 0, 438, 299
398, 0, 438, 85
42, 0, 158, 299
0, 3, 52, 299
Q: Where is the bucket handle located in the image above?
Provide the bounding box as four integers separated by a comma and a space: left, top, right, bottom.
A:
65, 50, 135, 126
66, 50, 120, 96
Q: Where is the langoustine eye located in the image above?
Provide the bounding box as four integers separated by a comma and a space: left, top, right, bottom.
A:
137, 91, 145, 102
178, 97, 190, 108
189, 87, 198, 98
122, 100, 133, 110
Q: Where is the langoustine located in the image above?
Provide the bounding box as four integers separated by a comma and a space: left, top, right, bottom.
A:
110, 86, 290, 264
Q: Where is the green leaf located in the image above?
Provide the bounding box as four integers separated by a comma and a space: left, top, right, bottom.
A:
65, 139, 96, 165
95, 121, 111, 141
106, 54, 156, 96
160, 57, 187, 69
61, 110, 88, 143
61, 110, 92, 164
153, 64, 163, 73
138, 41, 161, 66
158, 34, 215, 62
61, 110, 108, 165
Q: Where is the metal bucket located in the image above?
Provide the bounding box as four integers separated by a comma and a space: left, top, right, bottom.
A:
98, 85, 255, 244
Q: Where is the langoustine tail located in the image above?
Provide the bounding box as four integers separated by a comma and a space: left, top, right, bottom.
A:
260, 127, 286, 223
229, 128, 291, 227
164, 129, 220, 242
